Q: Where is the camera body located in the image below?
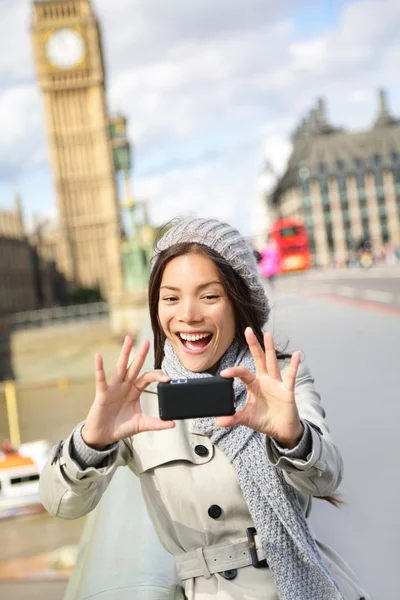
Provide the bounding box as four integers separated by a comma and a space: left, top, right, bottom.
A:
157, 376, 235, 420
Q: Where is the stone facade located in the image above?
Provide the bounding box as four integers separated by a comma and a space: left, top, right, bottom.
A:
269, 91, 400, 266
31, 0, 124, 298
0, 198, 65, 316
0, 201, 36, 315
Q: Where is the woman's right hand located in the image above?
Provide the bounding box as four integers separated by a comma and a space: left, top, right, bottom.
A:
81, 336, 174, 449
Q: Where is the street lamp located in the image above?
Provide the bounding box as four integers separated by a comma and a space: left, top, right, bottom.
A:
109, 115, 151, 291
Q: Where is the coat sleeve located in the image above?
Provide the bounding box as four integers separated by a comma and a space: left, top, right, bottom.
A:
39, 423, 134, 520
265, 361, 343, 497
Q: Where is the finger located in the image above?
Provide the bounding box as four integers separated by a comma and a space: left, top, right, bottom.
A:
220, 366, 256, 387
283, 351, 301, 392
263, 331, 282, 381
244, 327, 267, 375
124, 339, 151, 383
216, 409, 244, 428
94, 353, 108, 393
110, 336, 134, 383
138, 415, 176, 432
134, 369, 170, 393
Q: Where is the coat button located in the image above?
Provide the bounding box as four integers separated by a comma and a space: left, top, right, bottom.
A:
208, 504, 222, 519
194, 444, 209, 457
222, 569, 237, 580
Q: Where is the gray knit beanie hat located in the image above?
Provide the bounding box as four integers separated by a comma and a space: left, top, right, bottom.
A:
152, 218, 269, 326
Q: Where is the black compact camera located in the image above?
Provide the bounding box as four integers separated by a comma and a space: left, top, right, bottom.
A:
157, 376, 235, 420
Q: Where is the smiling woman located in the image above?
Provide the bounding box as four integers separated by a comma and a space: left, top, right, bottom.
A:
156, 252, 236, 373
39, 218, 370, 600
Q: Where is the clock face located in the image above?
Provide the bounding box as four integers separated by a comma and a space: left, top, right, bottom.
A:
45, 28, 86, 69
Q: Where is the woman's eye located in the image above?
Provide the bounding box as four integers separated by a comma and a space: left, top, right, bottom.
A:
163, 296, 178, 302
203, 295, 220, 300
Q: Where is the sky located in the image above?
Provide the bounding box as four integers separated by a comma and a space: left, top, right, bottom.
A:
0, 0, 399, 237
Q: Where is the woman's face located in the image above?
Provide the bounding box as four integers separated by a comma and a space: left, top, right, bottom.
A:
158, 252, 236, 373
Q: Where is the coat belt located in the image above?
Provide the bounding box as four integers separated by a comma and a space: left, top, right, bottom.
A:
175, 537, 266, 580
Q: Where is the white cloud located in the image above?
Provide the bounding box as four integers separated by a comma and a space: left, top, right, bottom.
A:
0, 0, 399, 236
0, 84, 44, 176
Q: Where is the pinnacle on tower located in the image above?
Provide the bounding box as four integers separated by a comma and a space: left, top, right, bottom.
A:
373, 88, 397, 128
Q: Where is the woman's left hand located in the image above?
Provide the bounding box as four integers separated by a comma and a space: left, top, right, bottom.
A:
217, 327, 303, 449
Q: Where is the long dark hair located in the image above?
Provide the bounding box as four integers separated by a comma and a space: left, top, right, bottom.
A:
149, 242, 277, 367
148, 242, 343, 508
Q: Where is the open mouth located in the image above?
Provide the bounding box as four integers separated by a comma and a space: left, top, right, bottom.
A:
177, 332, 213, 354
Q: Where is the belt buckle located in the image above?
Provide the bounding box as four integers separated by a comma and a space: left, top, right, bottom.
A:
246, 527, 268, 568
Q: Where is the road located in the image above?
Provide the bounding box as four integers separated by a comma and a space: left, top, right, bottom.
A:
277, 265, 400, 311
1, 266, 399, 599
266, 271, 400, 600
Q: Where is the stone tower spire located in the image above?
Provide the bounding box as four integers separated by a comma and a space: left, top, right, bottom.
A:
14, 187, 25, 236
373, 88, 397, 128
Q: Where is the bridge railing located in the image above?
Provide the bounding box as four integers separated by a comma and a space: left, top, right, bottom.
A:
6, 302, 109, 331
63, 320, 183, 600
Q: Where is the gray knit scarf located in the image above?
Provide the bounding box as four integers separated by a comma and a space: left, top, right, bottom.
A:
162, 339, 343, 600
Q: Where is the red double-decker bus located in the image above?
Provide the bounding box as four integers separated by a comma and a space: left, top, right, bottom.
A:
269, 218, 311, 273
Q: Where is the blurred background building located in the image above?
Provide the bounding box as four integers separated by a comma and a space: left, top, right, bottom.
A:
268, 90, 400, 267
0, 195, 37, 315
0, 192, 66, 317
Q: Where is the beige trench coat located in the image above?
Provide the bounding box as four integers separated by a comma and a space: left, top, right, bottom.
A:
39, 363, 370, 600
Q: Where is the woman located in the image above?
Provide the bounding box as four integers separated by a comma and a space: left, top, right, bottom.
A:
259, 241, 280, 293
39, 218, 369, 600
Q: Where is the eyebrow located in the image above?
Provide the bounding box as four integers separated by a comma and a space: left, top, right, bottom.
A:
160, 281, 223, 292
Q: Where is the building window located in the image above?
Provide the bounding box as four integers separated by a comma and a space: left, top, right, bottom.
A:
392, 167, 400, 185
355, 171, 364, 186
337, 176, 351, 250
376, 186, 385, 201
318, 161, 327, 175
299, 179, 315, 256
378, 204, 387, 217
322, 193, 330, 208
325, 224, 334, 251
358, 187, 366, 202
372, 154, 382, 168
354, 157, 364, 170
361, 218, 370, 241
374, 168, 387, 219
392, 174, 400, 219
336, 159, 345, 172
380, 214, 389, 244
354, 167, 370, 242
319, 177, 328, 194
318, 179, 332, 250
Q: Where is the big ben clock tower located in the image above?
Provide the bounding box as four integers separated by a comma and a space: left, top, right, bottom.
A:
31, 0, 124, 297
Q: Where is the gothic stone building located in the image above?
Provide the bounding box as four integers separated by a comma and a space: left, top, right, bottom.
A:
0, 197, 37, 315
0, 195, 65, 317
269, 90, 400, 267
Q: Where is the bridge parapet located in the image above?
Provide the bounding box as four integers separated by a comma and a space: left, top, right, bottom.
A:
64, 320, 182, 599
